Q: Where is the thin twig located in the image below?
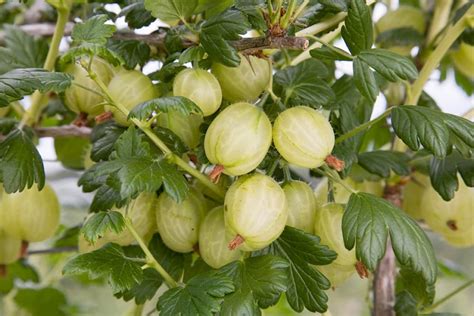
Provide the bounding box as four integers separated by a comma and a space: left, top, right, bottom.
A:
27, 246, 78, 255
35, 125, 92, 138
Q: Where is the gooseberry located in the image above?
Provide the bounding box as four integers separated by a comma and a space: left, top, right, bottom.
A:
1, 184, 60, 242
422, 178, 473, 247
402, 172, 431, 220
314, 203, 356, 266
224, 173, 288, 251
204, 102, 272, 176
283, 180, 317, 233
273, 106, 335, 169
106, 69, 158, 126
54, 136, 90, 170
64, 57, 114, 116
198, 206, 242, 269
173, 68, 222, 116
211, 54, 271, 102
155, 188, 209, 253
0, 229, 21, 265
156, 110, 203, 149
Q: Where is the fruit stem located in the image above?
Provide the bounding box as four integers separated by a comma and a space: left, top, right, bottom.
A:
426, 0, 454, 45
395, 5, 474, 152
85, 66, 226, 200
280, 0, 297, 29
406, 6, 473, 106
19, 7, 70, 128
422, 279, 474, 313
319, 165, 357, 194
124, 218, 178, 288
335, 108, 392, 144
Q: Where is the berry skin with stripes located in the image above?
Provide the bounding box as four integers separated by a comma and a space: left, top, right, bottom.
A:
273, 106, 335, 168
198, 206, 242, 269
0, 230, 21, 265
283, 180, 317, 234
0, 184, 60, 243
224, 173, 288, 251
204, 102, 272, 176
173, 68, 222, 116
211, 54, 271, 102
155, 188, 209, 253
64, 57, 114, 117
106, 69, 158, 126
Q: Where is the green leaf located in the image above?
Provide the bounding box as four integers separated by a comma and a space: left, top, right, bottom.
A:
14, 287, 69, 316
60, 44, 124, 67
353, 57, 379, 104
274, 59, 335, 107
107, 39, 151, 69
359, 49, 418, 82
128, 96, 202, 120
394, 290, 418, 316
0, 25, 48, 73
0, 117, 18, 135
63, 243, 143, 293
376, 27, 423, 48
257, 226, 337, 313
90, 184, 128, 213
153, 126, 188, 156
397, 268, 436, 308
157, 272, 235, 316
118, 234, 188, 304
179, 46, 206, 64
81, 127, 189, 202
357, 150, 411, 178
90, 121, 126, 162
219, 255, 289, 313
144, 0, 198, 22
429, 151, 474, 201
391, 106, 474, 158
200, 9, 251, 66
342, 192, 437, 285
341, 0, 373, 55
319, 0, 348, 11
72, 14, 116, 45
0, 261, 39, 295
121, 1, 155, 29
310, 46, 353, 61
81, 211, 125, 243
0, 68, 72, 107
0, 129, 45, 193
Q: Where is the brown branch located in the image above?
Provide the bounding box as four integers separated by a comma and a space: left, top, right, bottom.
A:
0, 22, 309, 52
27, 246, 78, 255
373, 184, 402, 316
35, 125, 92, 138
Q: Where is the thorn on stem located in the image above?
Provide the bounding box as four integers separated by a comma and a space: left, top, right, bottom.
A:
0, 265, 6, 277
228, 235, 245, 250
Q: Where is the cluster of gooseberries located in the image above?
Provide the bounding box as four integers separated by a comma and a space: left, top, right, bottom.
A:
64, 53, 364, 282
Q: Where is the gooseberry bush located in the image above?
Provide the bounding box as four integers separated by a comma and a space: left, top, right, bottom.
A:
0, 0, 473, 315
